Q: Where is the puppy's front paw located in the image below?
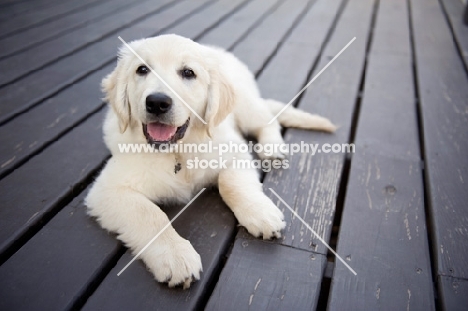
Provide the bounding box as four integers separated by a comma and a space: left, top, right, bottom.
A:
257, 144, 288, 161
142, 237, 202, 289
256, 135, 287, 161
236, 198, 285, 240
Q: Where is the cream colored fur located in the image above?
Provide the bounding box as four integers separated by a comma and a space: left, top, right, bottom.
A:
85, 34, 335, 289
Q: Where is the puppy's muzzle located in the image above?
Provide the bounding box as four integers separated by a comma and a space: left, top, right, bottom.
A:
146, 93, 172, 115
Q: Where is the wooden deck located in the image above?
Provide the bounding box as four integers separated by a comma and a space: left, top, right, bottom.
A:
0, 0, 467, 310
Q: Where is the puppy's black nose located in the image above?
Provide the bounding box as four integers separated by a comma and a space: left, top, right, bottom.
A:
146, 93, 172, 115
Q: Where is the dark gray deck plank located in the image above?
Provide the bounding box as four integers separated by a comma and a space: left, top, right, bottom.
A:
411, 0, 468, 281
231, 0, 311, 74
256, 0, 343, 101
0, 0, 212, 122
0, 0, 105, 39
0, 190, 122, 311
0, 0, 62, 20
0, 110, 108, 260
198, 0, 283, 48
205, 239, 326, 311
328, 154, 435, 310
0, 0, 244, 178
261, 0, 376, 255
0, 0, 177, 86
438, 276, 468, 311
352, 54, 419, 160
159, 0, 249, 39
0, 65, 108, 178
209, 0, 369, 308
328, 1, 436, 308
82, 191, 236, 311
440, 0, 468, 69
220, 0, 375, 306
0, 0, 142, 59
206, 0, 345, 308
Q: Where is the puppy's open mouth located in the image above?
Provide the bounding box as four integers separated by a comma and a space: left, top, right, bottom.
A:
143, 118, 190, 145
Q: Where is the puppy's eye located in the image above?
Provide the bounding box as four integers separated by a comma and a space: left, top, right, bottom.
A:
180, 68, 196, 79
136, 65, 149, 75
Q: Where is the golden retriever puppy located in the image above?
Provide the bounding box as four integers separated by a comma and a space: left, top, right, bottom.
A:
86, 34, 335, 289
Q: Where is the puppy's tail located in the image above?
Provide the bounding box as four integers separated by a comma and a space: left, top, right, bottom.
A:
265, 99, 336, 133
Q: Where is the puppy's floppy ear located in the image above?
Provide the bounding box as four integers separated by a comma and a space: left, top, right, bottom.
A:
102, 65, 131, 133
205, 65, 236, 137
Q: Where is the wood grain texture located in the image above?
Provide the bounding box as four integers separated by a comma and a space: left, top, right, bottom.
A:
260, 0, 376, 255
209, 0, 346, 308
0, 0, 176, 86
411, 0, 468, 279
0, 0, 142, 59
0, 110, 108, 259
0, 190, 122, 310
0, 0, 66, 21
438, 276, 468, 311
0, 66, 107, 177
231, 0, 311, 74
159, 0, 248, 39
350, 0, 419, 161
352, 53, 419, 160
328, 0, 435, 309
198, 0, 283, 49
0, 0, 104, 38
83, 191, 237, 311
0, 0, 211, 120
465, 2, 468, 25
256, 0, 343, 102
205, 239, 326, 311
328, 153, 435, 310
440, 0, 468, 69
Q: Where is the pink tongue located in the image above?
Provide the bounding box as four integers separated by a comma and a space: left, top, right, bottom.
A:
147, 122, 177, 141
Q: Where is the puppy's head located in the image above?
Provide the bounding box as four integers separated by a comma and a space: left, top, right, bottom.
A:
102, 34, 235, 145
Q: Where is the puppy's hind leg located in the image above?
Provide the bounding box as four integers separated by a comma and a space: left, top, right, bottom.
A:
234, 99, 286, 160
265, 99, 336, 132
254, 119, 288, 160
